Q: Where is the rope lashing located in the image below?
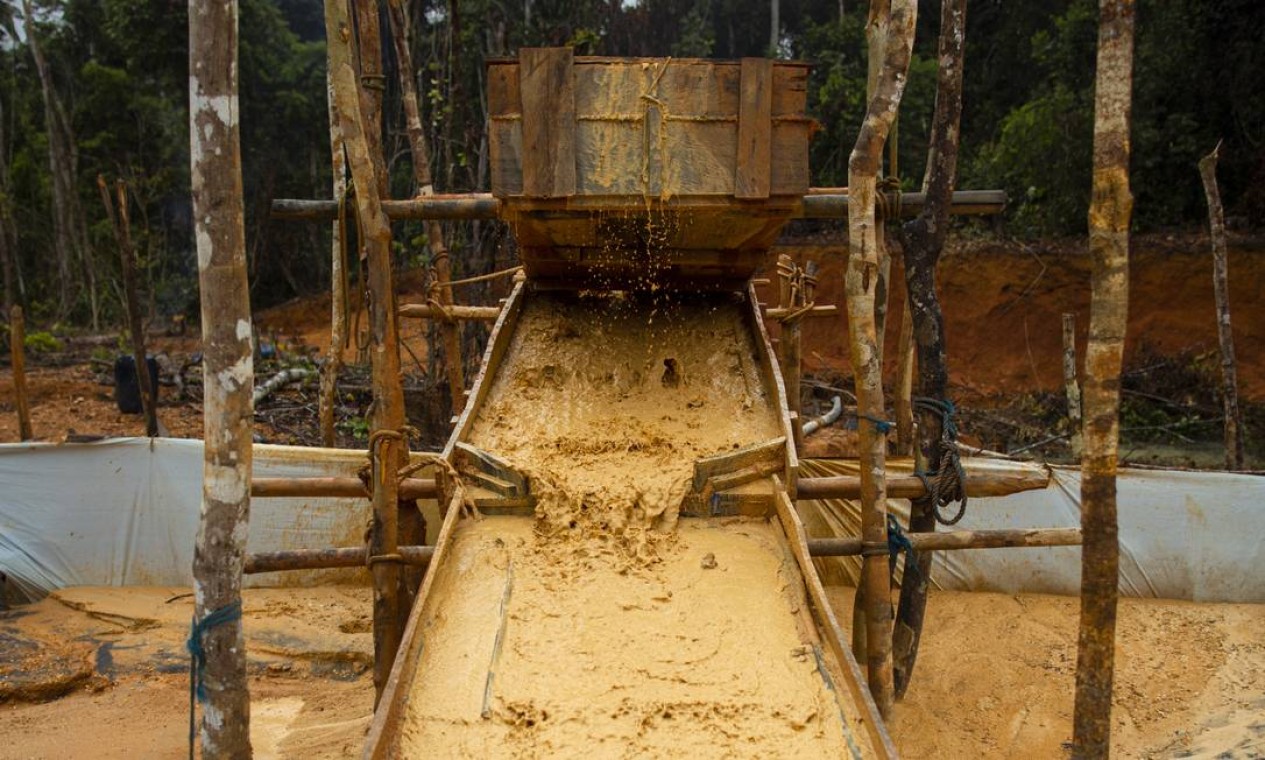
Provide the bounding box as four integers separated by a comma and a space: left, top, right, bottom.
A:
187, 600, 244, 759
886, 513, 918, 581
912, 396, 969, 525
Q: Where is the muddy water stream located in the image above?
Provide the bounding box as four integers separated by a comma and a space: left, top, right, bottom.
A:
399, 292, 865, 757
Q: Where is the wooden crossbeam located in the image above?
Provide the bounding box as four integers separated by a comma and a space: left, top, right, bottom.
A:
398, 304, 502, 321
250, 476, 437, 500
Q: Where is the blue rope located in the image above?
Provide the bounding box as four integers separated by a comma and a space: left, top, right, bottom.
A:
844, 413, 894, 434
187, 600, 243, 759
887, 513, 918, 581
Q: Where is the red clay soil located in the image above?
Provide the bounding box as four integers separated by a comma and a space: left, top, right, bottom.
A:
769, 232, 1265, 403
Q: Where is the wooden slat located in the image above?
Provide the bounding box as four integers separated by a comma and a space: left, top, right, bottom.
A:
772, 479, 897, 759
735, 58, 773, 199
692, 436, 786, 493
442, 280, 527, 459
519, 47, 576, 198
363, 490, 466, 760
746, 282, 799, 491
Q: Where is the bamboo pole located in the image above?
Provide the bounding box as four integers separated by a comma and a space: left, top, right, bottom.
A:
9, 305, 31, 441
98, 177, 158, 437
385, 0, 465, 414
891, 0, 968, 700
1198, 143, 1245, 471
244, 545, 433, 574
188, 0, 253, 754
808, 528, 1082, 556
845, 0, 917, 719
398, 304, 501, 321
1073, 1, 1135, 756
319, 62, 349, 448
268, 190, 1005, 223
326, 0, 407, 705
250, 476, 436, 500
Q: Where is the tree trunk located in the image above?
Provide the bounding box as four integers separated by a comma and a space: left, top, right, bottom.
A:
1198, 143, 1245, 471
355, 0, 390, 199
0, 93, 15, 314
21, 0, 74, 320
326, 0, 408, 706
98, 177, 159, 437
319, 64, 349, 449
769, 0, 780, 56
9, 305, 31, 441
1073, 1, 1135, 756
845, 0, 916, 720
386, 0, 465, 415
891, 0, 968, 700
188, 0, 254, 756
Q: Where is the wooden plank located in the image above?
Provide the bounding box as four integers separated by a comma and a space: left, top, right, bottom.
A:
735, 58, 773, 199
454, 441, 528, 497
772, 480, 897, 759
519, 48, 576, 198
363, 490, 466, 760
442, 280, 527, 459
746, 282, 799, 491
692, 436, 786, 493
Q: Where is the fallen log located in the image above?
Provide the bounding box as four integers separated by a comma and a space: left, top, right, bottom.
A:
250, 476, 437, 500
806, 527, 1082, 556
253, 367, 315, 405
244, 545, 434, 574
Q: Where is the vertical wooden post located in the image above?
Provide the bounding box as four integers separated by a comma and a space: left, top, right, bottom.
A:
189, 0, 253, 756
1198, 143, 1245, 471
846, 0, 916, 719
9, 305, 31, 441
326, 0, 407, 705
354, 0, 389, 199
1073, 1, 1134, 757
385, 0, 465, 414
894, 303, 915, 456
1063, 312, 1083, 457
319, 65, 349, 449
891, 0, 967, 699
98, 176, 159, 437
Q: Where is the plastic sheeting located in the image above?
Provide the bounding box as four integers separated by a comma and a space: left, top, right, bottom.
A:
0, 437, 412, 600
797, 458, 1265, 603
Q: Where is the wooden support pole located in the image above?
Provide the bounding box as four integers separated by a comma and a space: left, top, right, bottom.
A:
1199, 143, 1245, 471
764, 304, 838, 320
891, 0, 968, 700
98, 176, 158, 437
326, 0, 407, 706
244, 545, 433, 574
1073, 1, 1134, 756
384, 0, 465, 415
319, 62, 349, 448
1064, 312, 1083, 457
894, 302, 915, 456
807, 527, 1083, 556
250, 476, 436, 500
188, 0, 253, 754
9, 305, 31, 441
268, 190, 1004, 223
845, 0, 917, 719
398, 304, 501, 321
796, 466, 1048, 501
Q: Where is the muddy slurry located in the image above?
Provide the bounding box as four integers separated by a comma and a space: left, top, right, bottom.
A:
398, 292, 867, 757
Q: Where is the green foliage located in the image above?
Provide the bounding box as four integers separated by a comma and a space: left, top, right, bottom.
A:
24, 331, 62, 353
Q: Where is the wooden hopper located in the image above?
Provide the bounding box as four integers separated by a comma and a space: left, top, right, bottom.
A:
489, 49, 813, 290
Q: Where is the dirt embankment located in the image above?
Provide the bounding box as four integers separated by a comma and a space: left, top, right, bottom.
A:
768, 233, 1265, 403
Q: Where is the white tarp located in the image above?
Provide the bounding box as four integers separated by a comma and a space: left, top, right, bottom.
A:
0, 437, 379, 600
2, 440, 1262, 603
798, 459, 1265, 603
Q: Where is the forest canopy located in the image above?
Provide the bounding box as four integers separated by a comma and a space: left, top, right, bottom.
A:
0, 0, 1260, 327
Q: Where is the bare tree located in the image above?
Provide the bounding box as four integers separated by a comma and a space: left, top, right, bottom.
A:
189, 0, 254, 755
1073, 0, 1135, 756
845, 0, 917, 719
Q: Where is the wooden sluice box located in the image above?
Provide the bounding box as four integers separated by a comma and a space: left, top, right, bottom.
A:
363, 51, 894, 758
488, 48, 814, 290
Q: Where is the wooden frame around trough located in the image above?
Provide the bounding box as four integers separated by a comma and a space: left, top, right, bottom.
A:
362, 280, 894, 758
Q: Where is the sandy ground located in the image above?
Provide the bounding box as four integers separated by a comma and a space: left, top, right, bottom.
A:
1, 586, 1261, 758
